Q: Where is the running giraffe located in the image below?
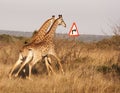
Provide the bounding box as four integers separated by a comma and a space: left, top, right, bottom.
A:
14, 15, 66, 80
28, 15, 56, 75
9, 15, 55, 78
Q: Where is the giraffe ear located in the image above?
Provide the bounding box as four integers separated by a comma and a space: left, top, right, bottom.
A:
58, 15, 61, 17
58, 15, 62, 18
52, 15, 55, 18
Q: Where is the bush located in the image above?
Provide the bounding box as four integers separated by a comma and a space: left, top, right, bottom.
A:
111, 64, 120, 75
0, 34, 14, 43
97, 64, 120, 76
97, 65, 111, 74
96, 35, 120, 50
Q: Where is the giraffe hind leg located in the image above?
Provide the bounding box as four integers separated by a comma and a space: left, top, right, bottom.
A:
45, 57, 51, 76
15, 50, 33, 77
9, 53, 23, 79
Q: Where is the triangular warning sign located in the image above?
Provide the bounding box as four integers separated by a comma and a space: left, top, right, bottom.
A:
69, 22, 79, 37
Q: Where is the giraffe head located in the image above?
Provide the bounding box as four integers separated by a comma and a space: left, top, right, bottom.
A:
51, 15, 56, 23
52, 15, 55, 19
58, 15, 66, 27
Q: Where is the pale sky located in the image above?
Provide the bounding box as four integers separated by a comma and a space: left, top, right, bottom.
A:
0, 0, 120, 35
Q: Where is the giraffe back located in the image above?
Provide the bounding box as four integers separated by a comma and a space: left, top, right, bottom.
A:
20, 15, 66, 58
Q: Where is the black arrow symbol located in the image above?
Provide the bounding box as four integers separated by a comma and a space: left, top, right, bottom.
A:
72, 29, 76, 34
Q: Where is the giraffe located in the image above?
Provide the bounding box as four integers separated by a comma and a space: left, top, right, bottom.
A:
9, 15, 56, 78
14, 15, 66, 80
28, 15, 56, 75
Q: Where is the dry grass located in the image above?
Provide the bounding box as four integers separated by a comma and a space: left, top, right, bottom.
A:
0, 35, 120, 93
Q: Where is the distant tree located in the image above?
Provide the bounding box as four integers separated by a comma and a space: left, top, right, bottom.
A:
112, 24, 120, 36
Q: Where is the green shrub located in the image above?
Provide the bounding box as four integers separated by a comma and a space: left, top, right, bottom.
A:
0, 34, 13, 43
111, 64, 120, 75
97, 64, 120, 76
97, 65, 111, 74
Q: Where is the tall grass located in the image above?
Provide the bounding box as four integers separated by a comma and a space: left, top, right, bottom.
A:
0, 34, 120, 93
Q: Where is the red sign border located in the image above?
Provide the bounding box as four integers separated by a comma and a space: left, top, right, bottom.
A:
68, 22, 79, 37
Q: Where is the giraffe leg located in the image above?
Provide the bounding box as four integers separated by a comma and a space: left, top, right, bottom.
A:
28, 57, 41, 80
54, 55, 64, 74
28, 62, 33, 80
15, 50, 33, 77
47, 57, 56, 75
9, 53, 23, 79
50, 51, 64, 74
27, 63, 32, 80
45, 57, 50, 76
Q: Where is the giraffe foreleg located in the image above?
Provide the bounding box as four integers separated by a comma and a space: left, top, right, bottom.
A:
49, 51, 64, 74
15, 50, 33, 77
47, 57, 56, 75
28, 56, 42, 80
55, 55, 64, 74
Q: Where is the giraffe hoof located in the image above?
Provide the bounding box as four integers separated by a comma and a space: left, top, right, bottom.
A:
61, 69, 65, 75
8, 74, 12, 79
62, 72, 65, 75
14, 74, 18, 77
53, 73, 56, 76
48, 73, 51, 76
26, 76, 33, 81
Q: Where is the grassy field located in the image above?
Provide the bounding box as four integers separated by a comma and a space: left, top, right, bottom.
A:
0, 34, 120, 93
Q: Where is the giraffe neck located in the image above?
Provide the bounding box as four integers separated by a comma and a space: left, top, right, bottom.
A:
38, 18, 52, 34
44, 18, 59, 42
31, 18, 52, 43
